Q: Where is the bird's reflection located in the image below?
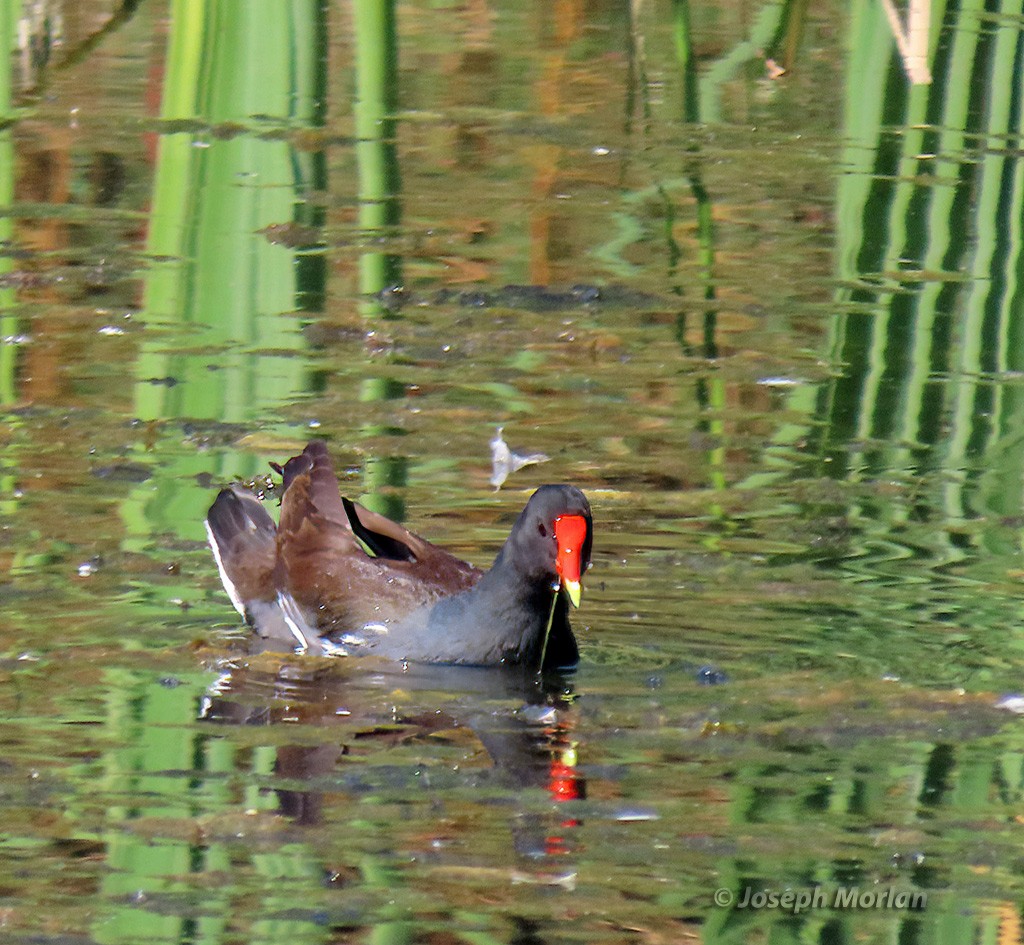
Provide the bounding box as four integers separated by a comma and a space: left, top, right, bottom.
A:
198, 656, 586, 857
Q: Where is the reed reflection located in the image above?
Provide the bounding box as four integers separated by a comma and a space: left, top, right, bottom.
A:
132, 0, 328, 541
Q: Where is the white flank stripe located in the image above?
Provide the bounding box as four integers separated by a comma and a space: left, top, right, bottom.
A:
204, 519, 246, 618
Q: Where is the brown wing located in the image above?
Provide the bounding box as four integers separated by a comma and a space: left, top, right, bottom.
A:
276, 441, 482, 634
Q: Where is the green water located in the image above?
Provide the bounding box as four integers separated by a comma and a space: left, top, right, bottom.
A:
3, 1, 1024, 943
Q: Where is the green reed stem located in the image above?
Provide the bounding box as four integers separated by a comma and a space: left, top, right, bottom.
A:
538, 586, 559, 673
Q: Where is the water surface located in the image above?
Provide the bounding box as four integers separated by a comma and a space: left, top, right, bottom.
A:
3, 2, 1024, 943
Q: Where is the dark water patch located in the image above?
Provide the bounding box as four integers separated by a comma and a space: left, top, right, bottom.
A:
376, 282, 669, 314
90, 462, 151, 483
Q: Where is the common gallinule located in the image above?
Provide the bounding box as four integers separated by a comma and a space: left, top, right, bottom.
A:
206, 441, 592, 670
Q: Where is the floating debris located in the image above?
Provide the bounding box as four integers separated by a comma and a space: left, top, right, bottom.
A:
490, 426, 549, 490
995, 694, 1024, 714
91, 462, 152, 483
696, 664, 729, 686
77, 558, 100, 577
613, 807, 660, 822
518, 703, 558, 725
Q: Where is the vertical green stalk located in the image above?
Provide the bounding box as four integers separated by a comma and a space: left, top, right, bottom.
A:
764, 0, 812, 74
671, 0, 699, 125
780, 0, 811, 73
353, 0, 401, 310
624, 0, 652, 135
671, 0, 725, 498
954, 0, 1024, 554
91, 672, 232, 944
351, 0, 407, 522
0, 0, 17, 405
538, 585, 560, 674
818, 0, 898, 477
696, 2, 786, 123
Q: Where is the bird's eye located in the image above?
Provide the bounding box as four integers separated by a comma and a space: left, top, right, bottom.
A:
537, 522, 548, 538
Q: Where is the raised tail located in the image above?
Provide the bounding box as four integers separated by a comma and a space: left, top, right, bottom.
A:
205, 486, 278, 618
205, 486, 323, 653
